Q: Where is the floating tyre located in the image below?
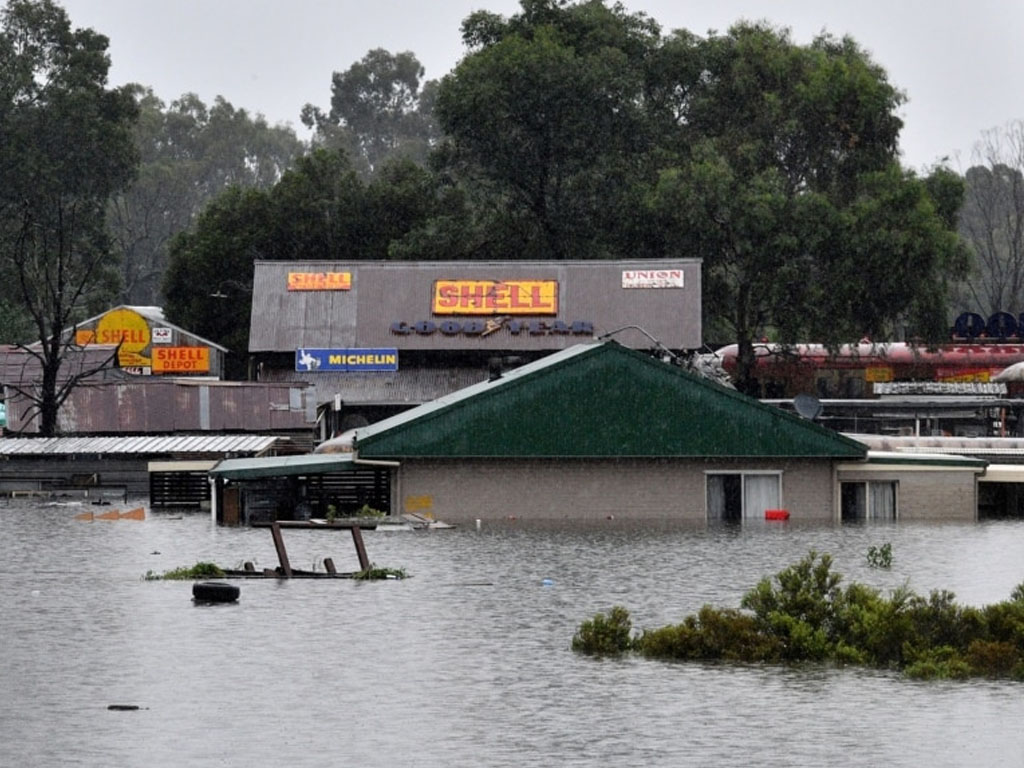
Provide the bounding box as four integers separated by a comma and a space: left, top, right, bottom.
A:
192, 581, 240, 603
764, 509, 790, 521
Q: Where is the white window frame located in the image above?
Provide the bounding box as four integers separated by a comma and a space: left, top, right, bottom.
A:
841, 480, 899, 521
705, 471, 783, 521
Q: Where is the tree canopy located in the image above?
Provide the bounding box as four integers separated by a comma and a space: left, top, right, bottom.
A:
109, 87, 304, 306
956, 122, 1024, 317
434, 3, 968, 391
302, 48, 439, 175
161, 149, 454, 371
157, 0, 969, 395
0, 0, 138, 434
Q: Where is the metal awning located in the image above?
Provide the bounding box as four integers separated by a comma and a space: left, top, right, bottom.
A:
980, 464, 1024, 483
210, 452, 357, 480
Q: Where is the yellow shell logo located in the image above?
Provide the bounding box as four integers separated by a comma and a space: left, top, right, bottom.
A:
94, 309, 152, 367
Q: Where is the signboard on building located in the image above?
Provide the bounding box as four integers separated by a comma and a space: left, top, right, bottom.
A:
296, 348, 398, 372
621, 269, 685, 289
152, 327, 172, 343
432, 280, 558, 315
76, 308, 153, 367
287, 271, 352, 291
152, 346, 210, 373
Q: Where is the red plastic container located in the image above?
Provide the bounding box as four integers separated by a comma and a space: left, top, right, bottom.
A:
764, 509, 790, 521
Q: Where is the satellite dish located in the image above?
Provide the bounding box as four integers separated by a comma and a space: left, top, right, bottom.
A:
793, 393, 823, 420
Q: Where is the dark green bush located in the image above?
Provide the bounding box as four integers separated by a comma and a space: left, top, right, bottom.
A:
574, 551, 1024, 681
572, 606, 633, 655
965, 639, 1022, 678
145, 561, 225, 581
634, 606, 782, 662
904, 646, 971, 680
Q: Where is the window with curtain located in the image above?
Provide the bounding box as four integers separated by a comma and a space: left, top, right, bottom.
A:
706, 473, 781, 521
841, 481, 897, 520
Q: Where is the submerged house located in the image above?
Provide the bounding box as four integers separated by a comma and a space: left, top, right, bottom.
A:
215, 341, 985, 524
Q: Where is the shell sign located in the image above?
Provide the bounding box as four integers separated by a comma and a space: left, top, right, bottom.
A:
76, 308, 152, 367
432, 279, 558, 315
73, 308, 212, 374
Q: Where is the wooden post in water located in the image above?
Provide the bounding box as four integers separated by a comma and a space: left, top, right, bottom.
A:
350, 526, 370, 571
269, 522, 292, 578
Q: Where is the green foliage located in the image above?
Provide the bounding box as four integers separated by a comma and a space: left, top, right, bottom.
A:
866, 542, 893, 569
571, 606, 633, 656
431, 6, 967, 391
904, 646, 971, 680
634, 605, 782, 662
352, 565, 407, 581
579, 551, 1024, 680
302, 48, 439, 174
145, 562, 226, 581
111, 88, 303, 305
352, 504, 385, 518
162, 149, 450, 369
740, 551, 842, 660
0, 0, 139, 435
436, 0, 658, 260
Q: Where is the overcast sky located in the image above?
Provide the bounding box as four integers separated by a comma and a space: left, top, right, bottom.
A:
57, 0, 1024, 171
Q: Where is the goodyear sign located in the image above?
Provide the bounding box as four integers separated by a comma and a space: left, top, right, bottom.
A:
432, 280, 557, 315
287, 271, 352, 291
296, 348, 398, 372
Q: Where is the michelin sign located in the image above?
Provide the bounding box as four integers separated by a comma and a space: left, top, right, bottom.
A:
296, 348, 398, 372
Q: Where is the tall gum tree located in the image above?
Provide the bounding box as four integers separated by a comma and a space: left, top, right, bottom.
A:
0, 0, 138, 435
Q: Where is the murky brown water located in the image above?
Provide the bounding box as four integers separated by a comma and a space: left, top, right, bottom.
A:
2, 499, 1023, 767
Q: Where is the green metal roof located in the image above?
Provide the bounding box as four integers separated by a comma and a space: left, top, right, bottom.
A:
355, 341, 868, 459
210, 453, 356, 480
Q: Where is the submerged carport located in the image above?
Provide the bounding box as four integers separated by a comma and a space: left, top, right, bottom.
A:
209, 453, 394, 525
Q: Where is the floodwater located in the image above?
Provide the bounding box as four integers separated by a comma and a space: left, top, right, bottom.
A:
2, 499, 1024, 767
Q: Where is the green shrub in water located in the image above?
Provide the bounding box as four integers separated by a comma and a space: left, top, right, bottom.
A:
575, 551, 1024, 680
145, 561, 225, 581
572, 606, 633, 655
867, 542, 893, 569
353, 564, 407, 580
634, 605, 783, 662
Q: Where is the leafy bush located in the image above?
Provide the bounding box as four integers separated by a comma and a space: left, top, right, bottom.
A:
144, 561, 225, 581
867, 542, 893, 568
574, 551, 1024, 681
353, 565, 407, 580
572, 606, 633, 655
635, 606, 782, 662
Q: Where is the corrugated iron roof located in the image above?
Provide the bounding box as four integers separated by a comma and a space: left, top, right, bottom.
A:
840, 451, 987, 469
209, 452, 356, 479
260, 366, 489, 406
355, 341, 868, 459
847, 434, 1024, 457
249, 259, 702, 353
0, 434, 282, 456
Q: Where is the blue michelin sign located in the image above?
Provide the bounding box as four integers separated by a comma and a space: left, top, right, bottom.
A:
295, 348, 398, 372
